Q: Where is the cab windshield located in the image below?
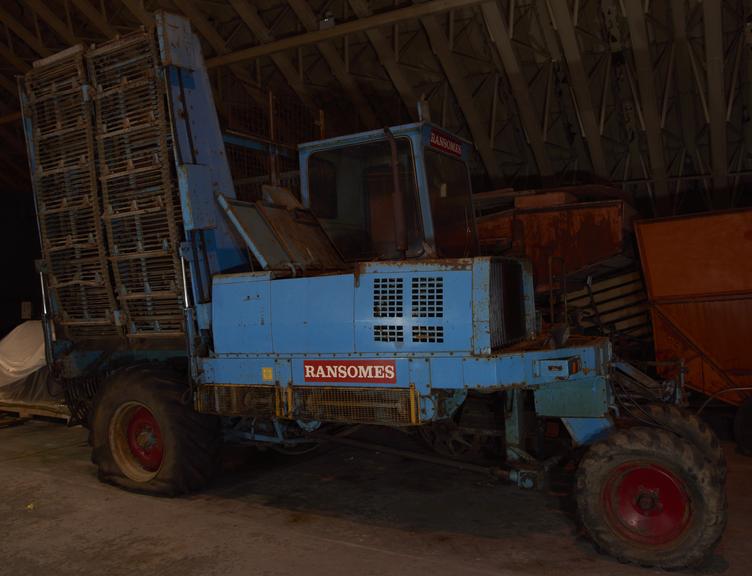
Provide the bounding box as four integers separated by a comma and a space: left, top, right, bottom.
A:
424, 149, 477, 257
307, 138, 422, 261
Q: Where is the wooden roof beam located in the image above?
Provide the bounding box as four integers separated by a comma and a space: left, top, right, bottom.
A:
703, 0, 729, 196
286, 0, 378, 129
0, 41, 31, 73
0, 73, 17, 96
0, 6, 51, 57
69, 0, 117, 39
548, 1, 609, 179
228, 0, 317, 110
118, 0, 154, 27
420, 13, 501, 182
206, 0, 486, 68
624, 0, 668, 213
24, 0, 77, 46
669, 0, 700, 160
173, 0, 233, 57
481, 2, 553, 177
347, 0, 420, 121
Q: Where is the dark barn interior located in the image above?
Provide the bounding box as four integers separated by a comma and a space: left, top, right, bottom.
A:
0, 1, 751, 575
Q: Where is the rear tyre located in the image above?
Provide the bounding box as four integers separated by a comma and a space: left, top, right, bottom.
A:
642, 403, 726, 481
576, 427, 726, 569
91, 365, 220, 495
734, 398, 752, 456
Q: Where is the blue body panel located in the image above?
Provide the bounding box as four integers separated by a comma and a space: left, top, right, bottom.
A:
272, 275, 356, 353
202, 256, 614, 426
211, 259, 504, 356
198, 341, 612, 423
157, 12, 247, 336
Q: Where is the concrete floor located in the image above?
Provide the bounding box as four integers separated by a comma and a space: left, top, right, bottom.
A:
0, 421, 749, 576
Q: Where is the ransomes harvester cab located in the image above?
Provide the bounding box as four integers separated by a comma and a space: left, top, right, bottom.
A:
20, 13, 725, 569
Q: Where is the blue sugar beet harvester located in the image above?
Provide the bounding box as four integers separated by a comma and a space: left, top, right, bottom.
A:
19, 13, 725, 569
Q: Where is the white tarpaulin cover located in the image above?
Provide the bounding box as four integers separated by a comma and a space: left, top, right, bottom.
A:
0, 321, 46, 388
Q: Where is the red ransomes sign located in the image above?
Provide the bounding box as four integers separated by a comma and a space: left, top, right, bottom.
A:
429, 129, 463, 157
303, 360, 397, 384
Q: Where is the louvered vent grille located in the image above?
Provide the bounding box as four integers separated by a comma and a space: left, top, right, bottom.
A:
412, 325, 444, 343
373, 278, 403, 317
411, 277, 444, 317
374, 325, 404, 342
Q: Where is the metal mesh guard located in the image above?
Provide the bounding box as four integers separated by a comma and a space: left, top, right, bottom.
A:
293, 386, 415, 426
195, 384, 277, 416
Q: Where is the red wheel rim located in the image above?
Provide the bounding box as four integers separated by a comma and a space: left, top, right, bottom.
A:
125, 407, 163, 472
602, 462, 691, 546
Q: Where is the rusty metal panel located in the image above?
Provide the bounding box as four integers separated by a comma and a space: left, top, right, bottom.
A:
476, 210, 514, 250
636, 209, 752, 406
218, 194, 345, 273
637, 209, 752, 299
477, 200, 624, 292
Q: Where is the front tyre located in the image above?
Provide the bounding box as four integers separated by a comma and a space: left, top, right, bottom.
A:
642, 402, 726, 481
91, 365, 220, 495
576, 427, 726, 568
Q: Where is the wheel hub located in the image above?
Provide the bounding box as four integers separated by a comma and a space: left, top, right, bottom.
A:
635, 489, 661, 512
125, 407, 164, 472
603, 462, 691, 545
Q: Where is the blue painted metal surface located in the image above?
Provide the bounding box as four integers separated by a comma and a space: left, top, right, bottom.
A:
156, 12, 247, 287
198, 344, 612, 424
21, 12, 622, 457
210, 258, 530, 356
204, 113, 616, 433
200, 339, 609, 392
272, 275, 356, 353
202, 258, 612, 425
561, 417, 614, 445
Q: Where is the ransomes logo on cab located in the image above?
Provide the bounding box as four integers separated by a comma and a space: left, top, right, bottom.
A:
303, 360, 397, 383
429, 129, 462, 157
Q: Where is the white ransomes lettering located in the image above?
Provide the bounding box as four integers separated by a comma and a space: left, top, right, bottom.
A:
304, 362, 397, 382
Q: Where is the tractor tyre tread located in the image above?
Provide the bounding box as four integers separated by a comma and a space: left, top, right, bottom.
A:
576, 426, 726, 569
643, 402, 726, 481
90, 364, 220, 496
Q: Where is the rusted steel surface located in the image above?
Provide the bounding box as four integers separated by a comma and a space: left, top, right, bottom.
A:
636, 209, 752, 406
476, 210, 514, 249
477, 200, 624, 293
513, 191, 576, 209
473, 184, 630, 215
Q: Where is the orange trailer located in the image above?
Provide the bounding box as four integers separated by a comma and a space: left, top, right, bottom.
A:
635, 209, 752, 447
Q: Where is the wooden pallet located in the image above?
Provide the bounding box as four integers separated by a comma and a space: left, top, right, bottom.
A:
0, 412, 29, 429
0, 400, 70, 423
567, 271, 651, 338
